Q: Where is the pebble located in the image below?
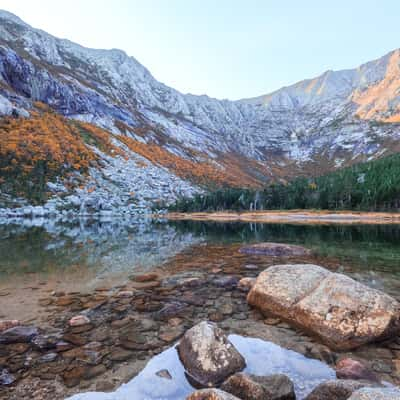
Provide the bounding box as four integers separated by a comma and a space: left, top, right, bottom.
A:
68, 315, 91, 327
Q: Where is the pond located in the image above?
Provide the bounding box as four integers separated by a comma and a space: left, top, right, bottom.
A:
1, 217, 400, 398
1, 218, 400, 299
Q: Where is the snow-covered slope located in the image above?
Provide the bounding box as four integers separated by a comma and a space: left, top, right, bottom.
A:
0, 9, 400, 215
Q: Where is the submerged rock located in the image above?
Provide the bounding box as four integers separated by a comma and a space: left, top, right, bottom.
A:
0, 320, 20, 333
186, 389, 241, 400
304, 380, 377, 400
221, 372, 295, 400
0, 325, 38, 344
0, 369, 16, 386
247, 264, 400, 350
239, 243, 311, 257
177, 321, 246, 387
238, 278, 256, 292
335, 358, 380, 382
69, 315, 91, 327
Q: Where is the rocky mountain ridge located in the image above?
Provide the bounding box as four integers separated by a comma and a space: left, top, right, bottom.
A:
0, 10, 400, 216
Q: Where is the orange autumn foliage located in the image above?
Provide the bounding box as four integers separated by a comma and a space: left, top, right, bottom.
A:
77, 122, 126, 158
0, 112, 97, 202
0, 112, 95, 174
118, 135, 262, 188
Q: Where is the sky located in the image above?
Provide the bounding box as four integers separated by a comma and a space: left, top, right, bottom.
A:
1, 0, 399, 100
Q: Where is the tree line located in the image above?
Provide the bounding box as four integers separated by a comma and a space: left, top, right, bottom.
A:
169, 153, 400, 212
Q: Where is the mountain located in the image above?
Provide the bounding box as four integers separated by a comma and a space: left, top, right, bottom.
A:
0, 10, 399, 217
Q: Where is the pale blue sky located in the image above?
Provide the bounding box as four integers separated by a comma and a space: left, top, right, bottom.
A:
1, 0, 399, 99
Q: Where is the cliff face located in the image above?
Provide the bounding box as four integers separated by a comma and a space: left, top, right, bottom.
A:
0, 10, 400, 216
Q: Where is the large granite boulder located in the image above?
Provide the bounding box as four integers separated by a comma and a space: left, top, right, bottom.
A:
186, 389, 241, 400
247, 264, 400, 350
221, 372, 295, 400
348, 387, 400, 399
239, 242, 311, 257
177, 321, 246, 387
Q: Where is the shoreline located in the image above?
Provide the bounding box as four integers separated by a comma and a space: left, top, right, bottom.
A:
164, 210, 400, 225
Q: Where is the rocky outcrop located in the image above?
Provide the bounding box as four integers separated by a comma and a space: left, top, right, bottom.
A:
177, 321, 246, 387
186, 389, 241, 400
348, 387, 400, 399
239, 243, 311, 257
304, 380, 377, 400
247, 264, 400, 350
220, 373, 295, 400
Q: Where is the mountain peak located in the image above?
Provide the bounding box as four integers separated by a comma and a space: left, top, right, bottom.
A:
0, 9, 28, 26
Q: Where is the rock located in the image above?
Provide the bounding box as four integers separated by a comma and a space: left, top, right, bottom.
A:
239, 243, 311, 256
247, 264, 400, 350
84, 364, 107, 379
116, 290, 134, 298
69, 315, 91, 327
108, 347, 133, 362
348, 387, 400, 399
0, 368, 16, 385
0, 320, 20, 333
63, 366, 87, 387
238, 278, 256, 292
130, 281, 161, 290
32, 334, 58, 351
244, 264, 259, 271
186, 389, 241, 400
38, 352, 58, 363
159, 327, 184, 343
62, 333, 87, 346
0, 325, 38, 344
132, 273, 159, 282
177, 321, 246, 387
154, 302, 189, 321
305, 380, 377, 400
221, 373, 295, 400
156, 369, 172, 380
214, 276, 239, 289
336, 358, 380, 382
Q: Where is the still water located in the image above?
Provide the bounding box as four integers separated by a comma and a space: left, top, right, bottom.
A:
1, 218, 400, 399
1, 218, 400, 287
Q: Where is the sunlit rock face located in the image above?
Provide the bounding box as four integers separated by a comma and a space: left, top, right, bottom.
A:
177, 322, 246, 387
247, 264, 400, 350
1, 8, 400, 205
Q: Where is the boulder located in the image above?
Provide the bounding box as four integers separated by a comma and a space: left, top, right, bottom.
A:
186, 389, 241, 400
348, 387, 400, 399
0, 325, 38, 344
239, 243, 311, 257
305, 380, 377, 400
247, 264, 400, 350
221, 372, 295, 400
335, 358, 380, 382
177, 321, 246, 387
